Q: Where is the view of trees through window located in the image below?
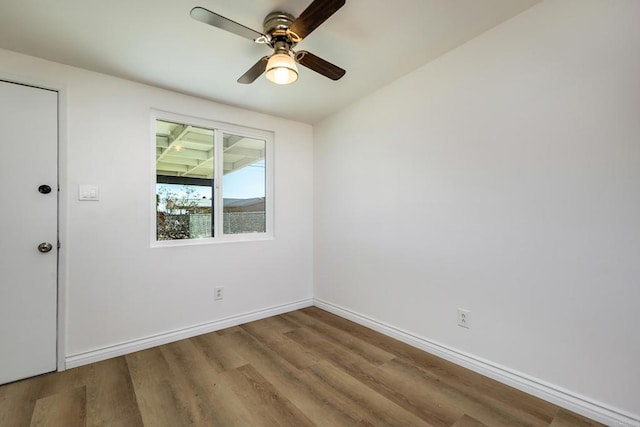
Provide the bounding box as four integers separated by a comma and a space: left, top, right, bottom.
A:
155, 119, 267, 241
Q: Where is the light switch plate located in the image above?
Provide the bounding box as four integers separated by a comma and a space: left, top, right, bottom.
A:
79, 185, 99, 201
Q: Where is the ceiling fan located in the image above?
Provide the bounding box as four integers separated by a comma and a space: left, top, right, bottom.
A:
190, 0, 346, 85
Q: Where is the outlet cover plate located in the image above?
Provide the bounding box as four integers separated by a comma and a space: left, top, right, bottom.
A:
457, 308, 471, 329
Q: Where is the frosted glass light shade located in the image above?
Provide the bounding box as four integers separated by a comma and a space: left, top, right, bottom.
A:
265, 53, 298, 85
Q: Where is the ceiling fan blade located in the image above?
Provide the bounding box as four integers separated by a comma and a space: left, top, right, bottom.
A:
190, 7, 264, 41
295, 51, 345, 81
238, 56, 269, 84
289, 0, 346, 40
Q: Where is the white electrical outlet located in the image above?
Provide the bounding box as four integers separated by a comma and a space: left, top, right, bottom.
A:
457, 308, 471, 329
214, 287, 224, 301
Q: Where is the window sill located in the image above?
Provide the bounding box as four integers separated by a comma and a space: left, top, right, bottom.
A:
151, 233, 274, 248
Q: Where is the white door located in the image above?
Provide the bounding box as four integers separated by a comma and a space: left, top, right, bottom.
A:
0, 80, 58, 385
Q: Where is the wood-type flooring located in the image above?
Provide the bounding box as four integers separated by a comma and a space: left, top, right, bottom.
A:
0, 307, 605, 426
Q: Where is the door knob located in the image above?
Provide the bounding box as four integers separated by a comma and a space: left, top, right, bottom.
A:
38, 242, 53, 253
38, 185, 52, 194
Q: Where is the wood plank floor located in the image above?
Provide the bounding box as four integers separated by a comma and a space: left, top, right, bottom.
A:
0, 307, 604, 426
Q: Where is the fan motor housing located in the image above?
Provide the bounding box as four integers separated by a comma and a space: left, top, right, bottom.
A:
263, 12, 295, 40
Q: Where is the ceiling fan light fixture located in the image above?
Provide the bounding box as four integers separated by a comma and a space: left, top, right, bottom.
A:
265, 53, 298, 85
191, 1, 346, 85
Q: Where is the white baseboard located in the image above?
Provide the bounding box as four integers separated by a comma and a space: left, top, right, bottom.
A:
313, 299, 639, 427
65, 298, 313, 369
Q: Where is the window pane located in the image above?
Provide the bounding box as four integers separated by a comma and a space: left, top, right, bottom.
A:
222, 134, 266, 234
156, 120, 215, 240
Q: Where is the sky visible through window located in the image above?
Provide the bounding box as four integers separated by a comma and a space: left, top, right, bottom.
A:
224, 160, 265, 199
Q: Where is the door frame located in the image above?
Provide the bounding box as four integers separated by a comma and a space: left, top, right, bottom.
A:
0, 71, 68, 372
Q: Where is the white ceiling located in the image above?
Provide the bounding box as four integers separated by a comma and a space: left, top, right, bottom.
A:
0, 0, 539, 124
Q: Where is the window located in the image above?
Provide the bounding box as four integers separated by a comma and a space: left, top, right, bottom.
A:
153, 112, 272, 244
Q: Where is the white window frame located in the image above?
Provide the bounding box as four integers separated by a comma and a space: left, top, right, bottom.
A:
150, 109, 274, 247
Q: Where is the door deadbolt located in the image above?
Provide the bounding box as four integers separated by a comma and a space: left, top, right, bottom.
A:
38, 242, 53, 253
38, 185, 52, 194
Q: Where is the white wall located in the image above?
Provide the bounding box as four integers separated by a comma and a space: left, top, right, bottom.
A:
0, 48, 314, 360
314, 0, 639, 421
